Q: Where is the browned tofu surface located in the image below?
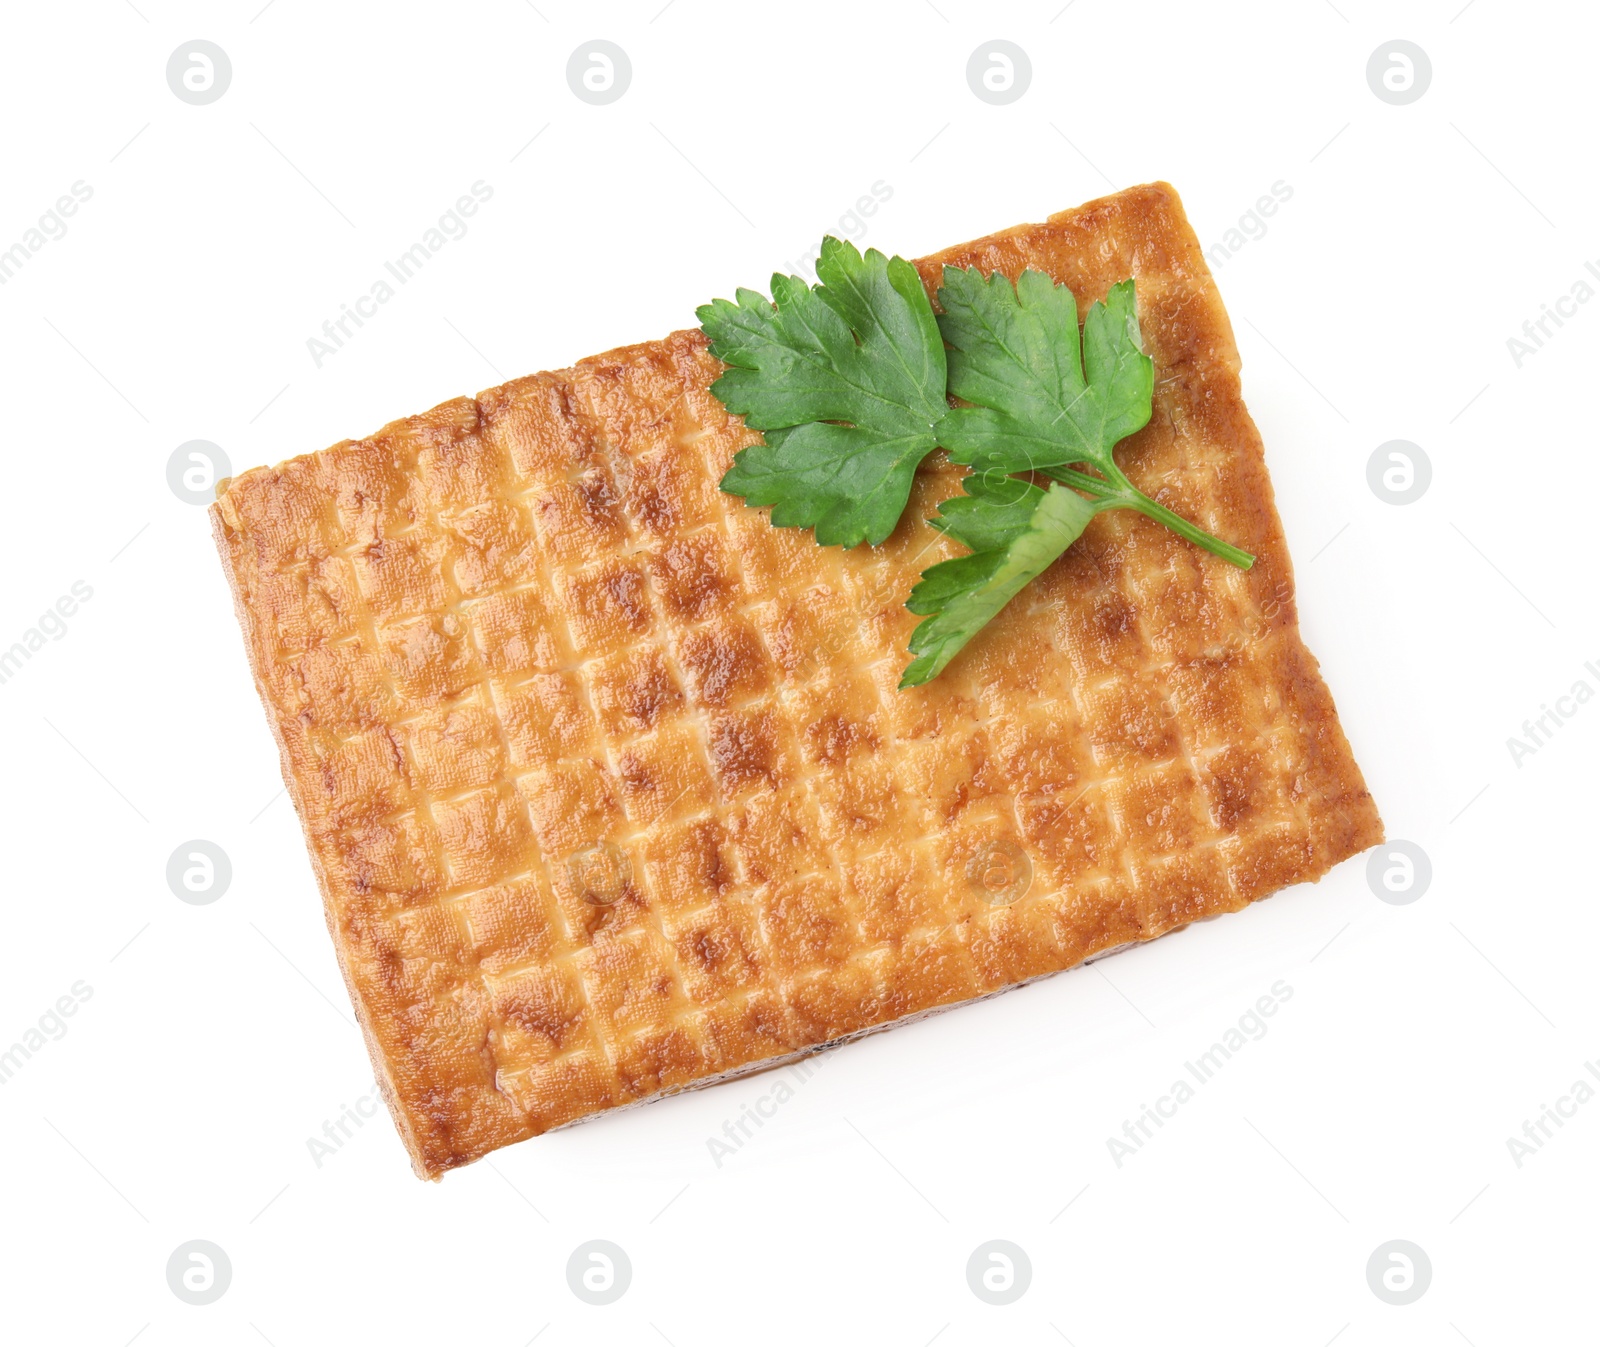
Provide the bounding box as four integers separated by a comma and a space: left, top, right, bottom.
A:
211, 182, 1382, 1178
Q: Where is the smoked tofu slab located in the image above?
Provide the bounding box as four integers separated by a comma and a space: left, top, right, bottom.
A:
212, 183, 1382, 1178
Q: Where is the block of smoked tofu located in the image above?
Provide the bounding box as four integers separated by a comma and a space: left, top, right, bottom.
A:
211, 183, 1382, 1178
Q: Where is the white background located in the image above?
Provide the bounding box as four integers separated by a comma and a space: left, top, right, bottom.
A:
0, 1, 1594, 1343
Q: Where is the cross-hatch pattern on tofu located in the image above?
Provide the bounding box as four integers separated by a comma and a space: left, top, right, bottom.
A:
211, 183, 1382, 1179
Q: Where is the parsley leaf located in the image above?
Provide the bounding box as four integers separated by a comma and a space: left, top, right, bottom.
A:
901, 474, 1098, 687
697, 237, 949, 547
937, 269, 1153, 477
899, 270, 1253, 686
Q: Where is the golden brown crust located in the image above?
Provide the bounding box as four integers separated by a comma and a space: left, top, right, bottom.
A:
211, 183, 1382, 1178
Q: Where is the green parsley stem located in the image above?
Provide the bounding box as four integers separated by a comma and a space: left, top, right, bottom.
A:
1041, 464, 1255, 570
1124, 489, 1255, 569
1040, 465, 1120, 498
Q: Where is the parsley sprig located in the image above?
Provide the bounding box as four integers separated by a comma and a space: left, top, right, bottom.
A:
698, 239, 1253, 687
